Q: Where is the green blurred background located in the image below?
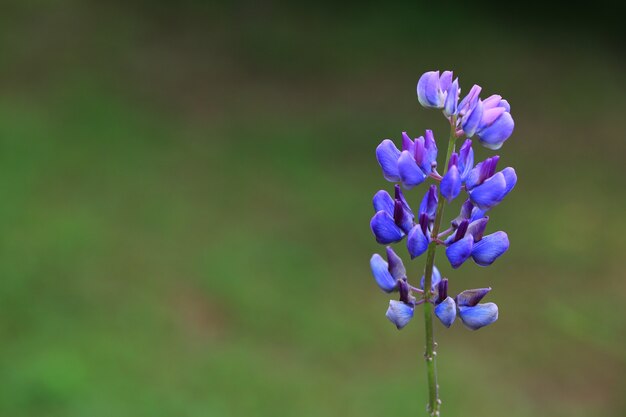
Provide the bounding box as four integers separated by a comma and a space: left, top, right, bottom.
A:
0, 1, 624, 416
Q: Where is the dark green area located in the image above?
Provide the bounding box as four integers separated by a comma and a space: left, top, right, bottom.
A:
0, 2, 624, 416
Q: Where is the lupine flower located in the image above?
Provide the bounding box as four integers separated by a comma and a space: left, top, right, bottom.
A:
455, 288, 499, 330
476, 95, 515, 150
416, 71, 454, 109
465, 155, 517, 209
386, 279, 418, 329
370, 246, 407, 293
376, 131, 438, 189
370, 185, 414, 244
443, 211, 510, 269
430, 283, 499, 330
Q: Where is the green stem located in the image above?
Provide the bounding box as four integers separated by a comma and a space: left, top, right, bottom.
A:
422, 117, 457, 416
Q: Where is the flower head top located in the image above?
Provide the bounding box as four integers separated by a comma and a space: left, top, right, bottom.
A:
417, 70, 515, 149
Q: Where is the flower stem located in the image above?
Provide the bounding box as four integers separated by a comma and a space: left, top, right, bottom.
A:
422, 117, 457, 416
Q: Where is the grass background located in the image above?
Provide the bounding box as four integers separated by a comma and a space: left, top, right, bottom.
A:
0, 2, 624, 416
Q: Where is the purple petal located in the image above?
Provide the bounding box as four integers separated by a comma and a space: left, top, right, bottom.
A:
481, 94, 503, 110
456, 288, 491, 307
386, 300, 414, 329
419, 185, 438, 221
417, 71, 442, 108
441, 165, 461, 203
401, 131, 415, 153
435, 297, 456, 328
398, 151, 426, 189
422, 130, 438, 174
375, 139, 401, 182
444, 78, 459, 117
386, 246, 406, 280
394, 199, 414, 234
370, 211, 405, 244
394, 184, 414, 217
407, 224, 429, 259
468, 172, 507, 209
439, 71, 453, 93
501, 167, 517, 195
370, 253, 397, 293
461, 100, 484, 137
471, 231, 509, 266
466, 217, 489, 242
458, 139, 474, 180
372, 190, 394, 216
458, 84, 482, 114
477, 112, 514, 150
479, 107, 506, 130
446, 234, 474, 269
459, 303, 498, 330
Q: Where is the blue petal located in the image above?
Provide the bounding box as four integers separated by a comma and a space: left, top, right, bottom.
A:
466, 217, 489, 242
458, 84, 482, 114
439, 71, 453, 93
435, 297, 456, 328
481, 94, 503, 110
468, 172, 507, 209
464, 160, 484, 191
441, 165, 461, 202
420, 265, 441, 290
445, 234, 474, 269
394, 184, 414, 217
459, 303, 498, 330
501, 167, 517, 195
386, 246, 406, 280
461, 100, 483, 137
477, 112, 514, 150
417, 71, 442, 108
372, 190, 394, 216
393, 199, 414, 234
401, 131, 415, 153
370, 211, 404, 244
478, 107, 506, 130
419, 185, 438, 221
444, 78, 459, 117
370, 253, 397, 293
471, 231, 509, 266
407, 224, 429, 259
456, 288, 491, 307
375, 140, 401, 182
386, 300, 414, 329
398, 151, 426, 189
470, 206, 487, 222
458, 139, 474, 181
422, 130, 438, 174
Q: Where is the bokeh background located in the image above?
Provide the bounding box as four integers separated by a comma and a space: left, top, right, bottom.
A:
0, 1, 625, 416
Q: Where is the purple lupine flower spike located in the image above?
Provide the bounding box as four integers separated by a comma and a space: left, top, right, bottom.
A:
370, 72, 517, 416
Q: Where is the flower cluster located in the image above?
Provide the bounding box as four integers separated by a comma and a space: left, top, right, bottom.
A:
369, 70, 517, 331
